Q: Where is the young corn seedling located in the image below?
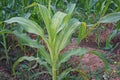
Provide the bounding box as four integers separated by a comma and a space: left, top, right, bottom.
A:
5, 3, 89, 80
4, 2, 120, 80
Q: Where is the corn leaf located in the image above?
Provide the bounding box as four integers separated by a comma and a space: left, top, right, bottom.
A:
57, 48, 87, 69
90, 51, 109, 71
14, 31, 42, 48
99, 12, 120, 23
4, 17, 45, 38
38, 47, 51, 65
38, 4, 51, 32
31, 71, 50, 79
66, 3, 76, 15
57, 19, 82, 52
0, 29, 12, 34
58, 68, 72, 80
77, 22, 87, 44
13, 56, 39, 75
50, 11, 66, 39
57, 14, 71, 33
75, 69, 89, 80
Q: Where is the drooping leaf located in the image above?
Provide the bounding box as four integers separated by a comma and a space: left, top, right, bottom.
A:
99, 12, 120, 23
13, 56, 39, 75
13, 31, 42, 48
13, 56, 49, 76
90, 51, 109, 71
58, 68, 89, 80
57, 48, 87, 69
4, 17, 45, 38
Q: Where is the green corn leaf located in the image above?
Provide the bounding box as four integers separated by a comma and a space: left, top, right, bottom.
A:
25, 2, 37, 9
113, 0, 120, 8
90, 51, 109, 71
101, 0, 111, 17
57, 14, 71, 33
55, 14, 72, 55
38, 4, 51, 31
57, 18, 82, 52
99, 12, 120, 23
51, 11, 66, 32
57, 48, 87, 69
116, 21, 120, 30
105, 30, 117, 49
0, 29, 12, 34
13, 56, 39, 75
59, 3, 76, 31
66, 3, 76, 15
4, 17, 45, 38
100, 0, 106, 15
38, 47, 51, 65
58, 68, 89, 80
75, 69, 89, 80
13, 31, 42, 48
56, 3, 76, 33
0, 21, 3, 24
58, 68, 72, 80
13, 56, 49, 76
50, 11, 67, 41
30, 71, 49, 79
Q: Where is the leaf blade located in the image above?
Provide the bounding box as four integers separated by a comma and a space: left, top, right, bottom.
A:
99, 12, 120, 23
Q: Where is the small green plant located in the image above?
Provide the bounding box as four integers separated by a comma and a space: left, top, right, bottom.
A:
4, 2, 120, 80
5, 3, 89, 80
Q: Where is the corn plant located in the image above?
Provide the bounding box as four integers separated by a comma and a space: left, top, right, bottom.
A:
4, 2, 120, 80
5, 3, 89, 80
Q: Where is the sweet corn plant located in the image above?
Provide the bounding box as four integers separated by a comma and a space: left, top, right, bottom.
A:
4, 2, 120, 80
